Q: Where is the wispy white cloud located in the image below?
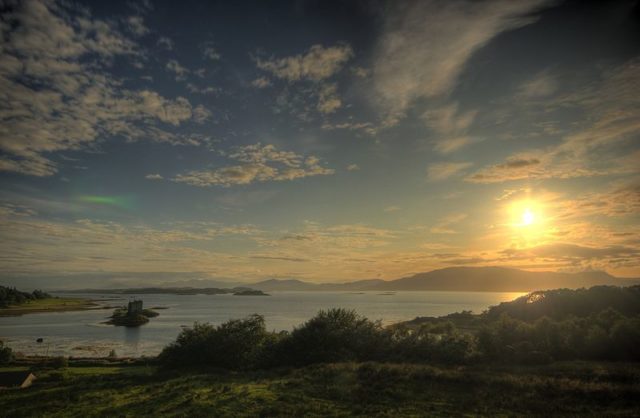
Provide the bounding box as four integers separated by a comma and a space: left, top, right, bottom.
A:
427, 162, 473, 181
316, 83, 342, 114
251, 77, 272, 88
186, 84, 217, 95
430, 213, 468, 234
202, 43, 221, 61
423, 103, 477, 154
192, 105, 213, 123
372, 0, 550, 125
173, 144, 335, 187
157, 36, 174, 50
468, 59, 640, 183
517, 69, 558, 98
166, 59, 189, 81
256, 44, 353, 82
126, 16, 149, 36
321, 121, 378, 136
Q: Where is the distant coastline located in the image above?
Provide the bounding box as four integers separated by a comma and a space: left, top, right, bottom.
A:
0, 297, 98, 317
51, 266, 640, 294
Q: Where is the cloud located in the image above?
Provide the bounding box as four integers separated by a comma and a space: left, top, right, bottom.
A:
469, 59, 640, 184
251, 77, 272, 88
187, 84, 217, 95
423, 103, 477, 154
316, 83, 342, 114
499, 158, 541, 168
501, 243, 640, 263
126, 16, 149, 36
255, 44, 353, 118
0, 213, 267, 282
427, 162, 473, 181
322, 121, 378, 135
372, 0, 550, 124
256, 44, 353, 82
166, 59, 189, 81
351, 67, 370, 78
145, 174, 164, 180
466, 155, 544, 183
430, 213, 468, 234
555, 180, 640, 219
517, 70, 558, 98
173, 144, 335, 187
157, 36, 174, 50
202, 44, 221, 61
433, 137, 473, 154
0, 0, 203, 176
192, 105, 212, 123
249, 255, 309, 263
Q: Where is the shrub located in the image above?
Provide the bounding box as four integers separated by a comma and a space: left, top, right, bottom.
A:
275, 308, 389, 366
0, 341, 12, 364
159, 314, 270, 369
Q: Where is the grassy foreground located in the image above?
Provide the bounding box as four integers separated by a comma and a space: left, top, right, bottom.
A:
0, 297, 97, 316
1, 361, 639, 417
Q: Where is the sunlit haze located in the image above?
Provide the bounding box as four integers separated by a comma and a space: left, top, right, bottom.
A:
0, 0, 639, 289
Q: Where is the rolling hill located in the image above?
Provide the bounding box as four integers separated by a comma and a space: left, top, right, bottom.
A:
250, 267, 637, 292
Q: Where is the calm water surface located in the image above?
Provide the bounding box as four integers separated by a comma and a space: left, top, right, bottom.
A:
0, 291, 524, 357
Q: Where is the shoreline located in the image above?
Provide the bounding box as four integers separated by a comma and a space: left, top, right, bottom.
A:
0, 297, 101, 317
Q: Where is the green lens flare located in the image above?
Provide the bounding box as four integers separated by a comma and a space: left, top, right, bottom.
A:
77, 195, 134, 209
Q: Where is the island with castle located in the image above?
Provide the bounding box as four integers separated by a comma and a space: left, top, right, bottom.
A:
106, 299, 159, 327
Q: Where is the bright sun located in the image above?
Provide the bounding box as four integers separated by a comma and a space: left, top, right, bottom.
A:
508, 200, 543, 229
522, 208, 535, 226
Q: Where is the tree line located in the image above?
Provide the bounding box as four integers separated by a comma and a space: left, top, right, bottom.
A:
159, 285, 640, 369
0, 285, 50, 308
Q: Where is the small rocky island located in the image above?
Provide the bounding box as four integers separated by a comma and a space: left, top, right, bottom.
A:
106, 299, 159, 327
233, 289, 269, 296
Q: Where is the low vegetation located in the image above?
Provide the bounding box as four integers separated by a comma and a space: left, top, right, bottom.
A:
0, 286, 50, 308
1, 361, 639, 417
1, 285, 639, 416
160, 286, 640, 369
233, 289, 270, 296
106, 307, 159, 327
0, 341, 12, 364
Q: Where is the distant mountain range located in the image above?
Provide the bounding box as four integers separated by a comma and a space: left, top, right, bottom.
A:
249, 267, 638, 293
48, 266, 639, 294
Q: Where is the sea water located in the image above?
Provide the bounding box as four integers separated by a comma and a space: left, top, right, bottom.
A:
0, 291, 524, 357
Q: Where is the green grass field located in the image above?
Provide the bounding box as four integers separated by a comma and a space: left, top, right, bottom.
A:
0, 298, 97, 316
1, 361, 639, 417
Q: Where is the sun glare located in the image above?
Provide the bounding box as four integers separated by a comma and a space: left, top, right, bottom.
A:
509, 200, 543, 229
522, 208, 535, 226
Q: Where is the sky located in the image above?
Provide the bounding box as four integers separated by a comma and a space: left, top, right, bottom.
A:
0, 0, 639, 288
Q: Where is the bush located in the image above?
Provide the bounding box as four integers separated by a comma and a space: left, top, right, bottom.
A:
275, 308, 389, 366
0, 341, 13, 364
159, 314, 270, 369
0, 286, 51, 307
391, 324, 475, 364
